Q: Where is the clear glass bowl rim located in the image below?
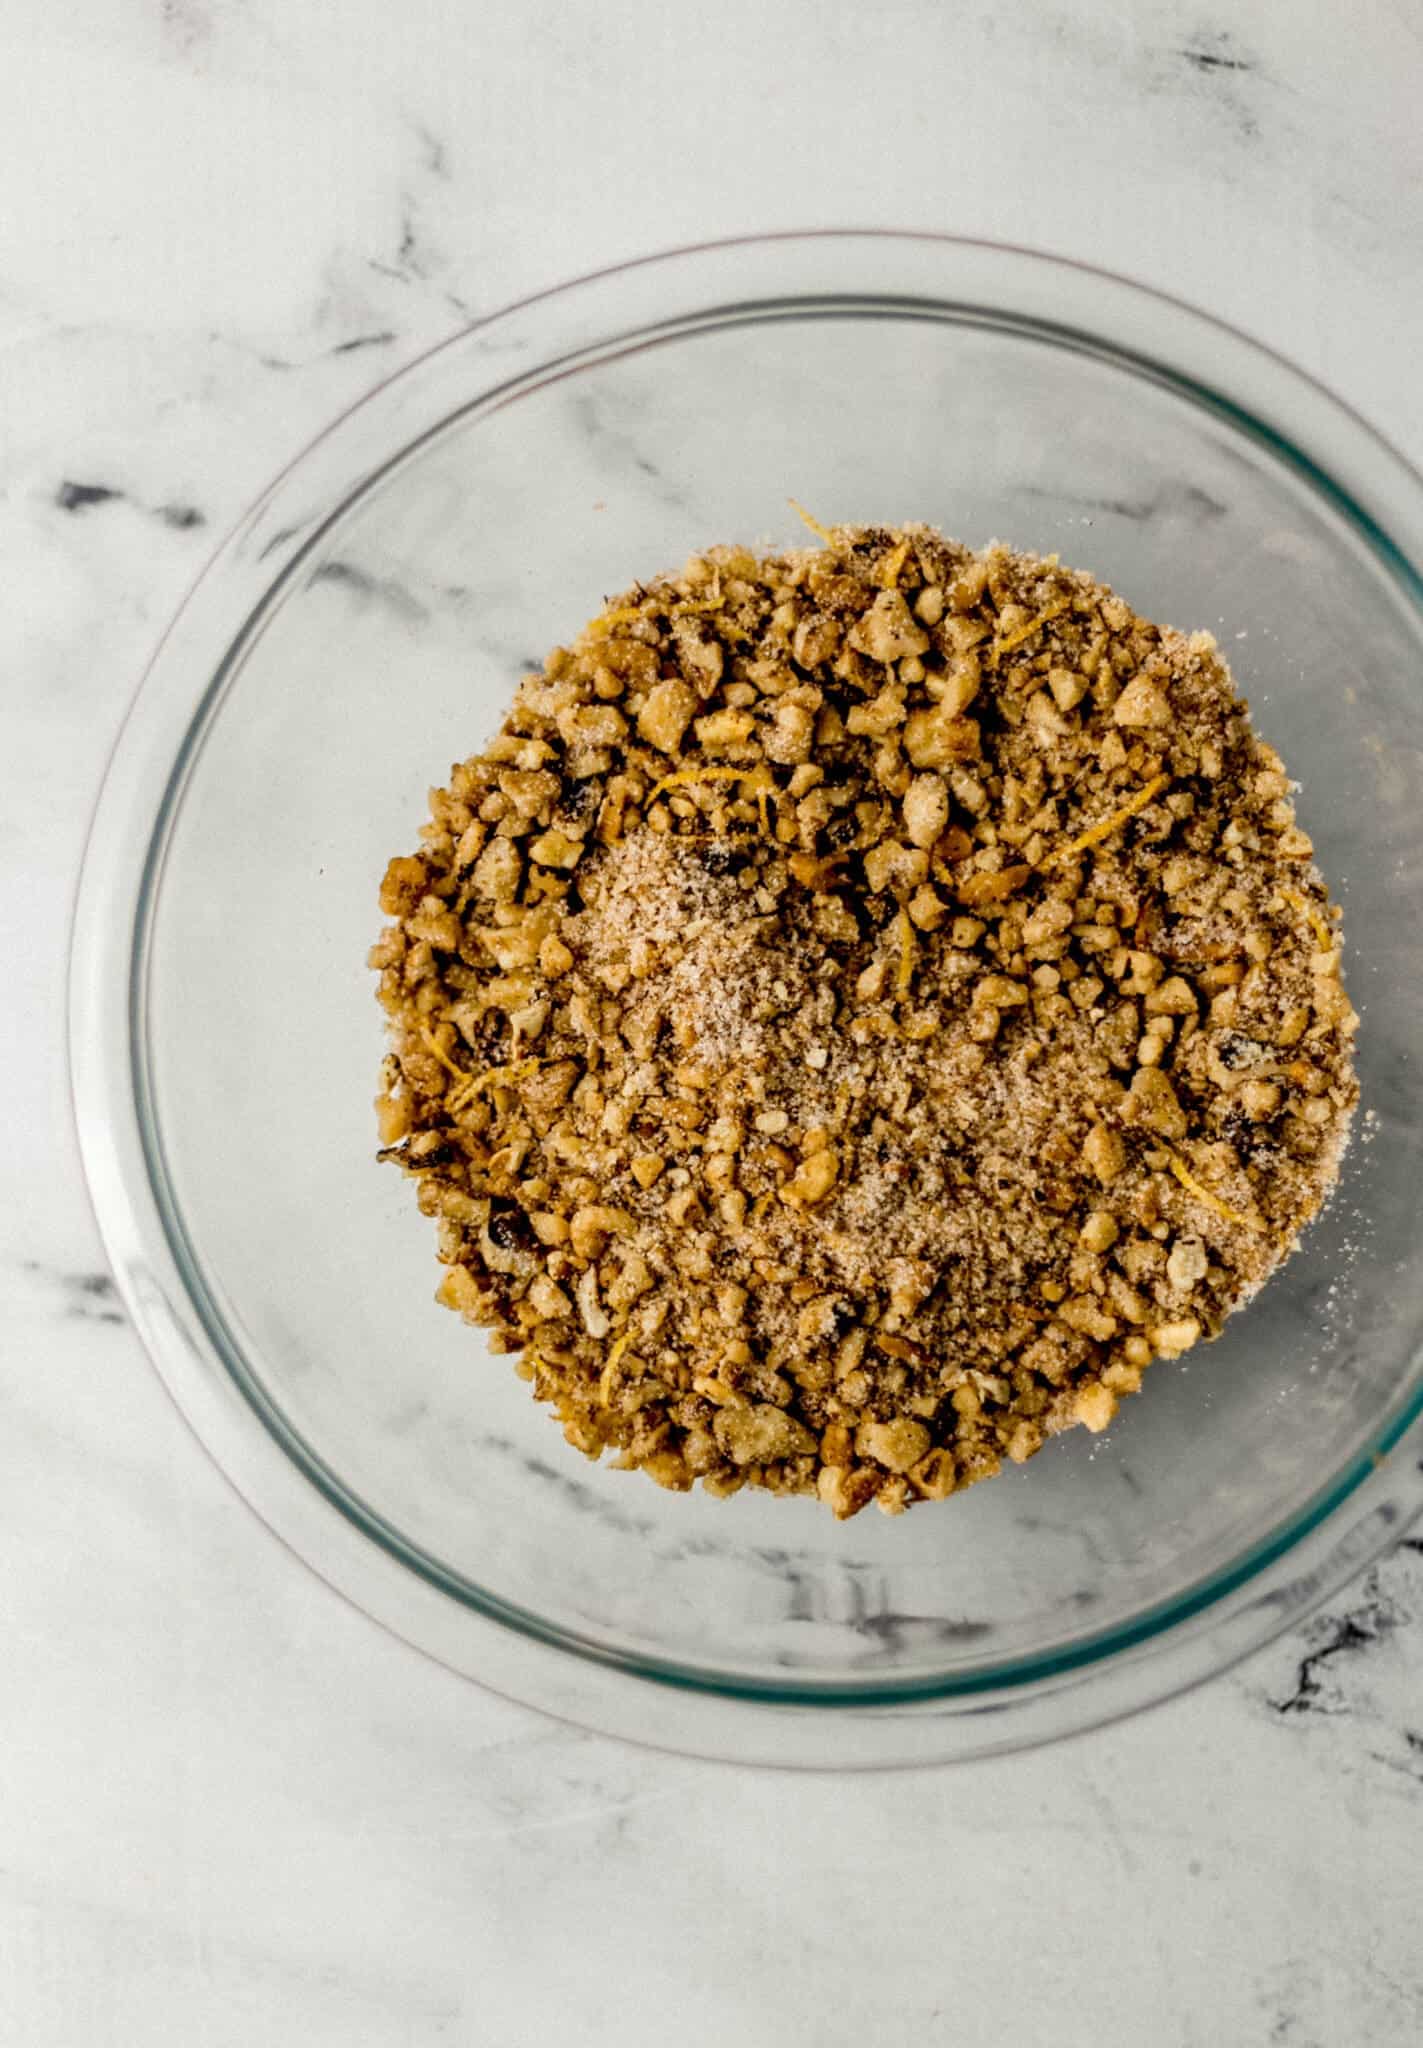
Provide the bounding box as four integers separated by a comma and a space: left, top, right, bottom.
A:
69, 230, 1423, 1766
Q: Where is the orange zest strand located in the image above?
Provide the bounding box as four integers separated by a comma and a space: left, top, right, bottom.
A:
895, 905, 915, 997
646, 764, 752, 804
1282, 887, 1335, 952
598, 1331, 633, 1405
880, 538, 911, 588
583, 604, 648, 638
1050, 773, 1171, 865
647, 766, 781, 841
419, 1024, 467, 1080
447, 1056, 543, 1115
1165, 1151, 1263, 1232
788, 498, 838, 548
737, 763, 776, 840
990, 597, 1071, 661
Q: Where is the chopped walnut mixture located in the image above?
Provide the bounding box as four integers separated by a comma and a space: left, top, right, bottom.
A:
371, 523, 1358, 1517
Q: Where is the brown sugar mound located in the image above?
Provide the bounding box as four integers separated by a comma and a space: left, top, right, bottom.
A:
370, 524, 1359, 1517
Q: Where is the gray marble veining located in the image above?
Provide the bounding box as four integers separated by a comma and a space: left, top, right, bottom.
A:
2, 1, 1421, 2042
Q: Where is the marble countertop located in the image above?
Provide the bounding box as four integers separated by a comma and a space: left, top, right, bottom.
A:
3, 2, 1421, 2041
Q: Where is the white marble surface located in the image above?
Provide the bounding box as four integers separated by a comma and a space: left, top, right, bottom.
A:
3, 2, 1422, 2041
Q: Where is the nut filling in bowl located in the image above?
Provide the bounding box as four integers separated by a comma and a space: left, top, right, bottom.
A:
74, 234, 1423, 1762
373, 522, 1358, 1516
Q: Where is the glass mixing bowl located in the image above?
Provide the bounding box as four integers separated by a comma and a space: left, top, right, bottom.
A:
71, 233, 1423, 1765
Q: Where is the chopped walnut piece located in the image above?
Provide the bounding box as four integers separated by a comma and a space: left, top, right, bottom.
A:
1165, 1235, 1209, 1291
783, 1147, 840, 1208
1144, 976, 1199, 1017
1082, 1123, 1127, 1185
1112, 674, 1172, 728
1150, 1318, 1203, 1359
1240, 1080, 1282, 1120
529, 828, 583, 869
902, 773, 951, 849
637, 679, 698, 754
847, 589, 930, 664
715, 1404, 817, 1465
856, 1417, 932, 1474
1079, 1210, 1119, 1253
379, 854, 429, 916
1074, 1382, 1118, 1431
903, 705, 980, 769
957, 863, 1032, 907
1124, 1066, 1189, 1139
